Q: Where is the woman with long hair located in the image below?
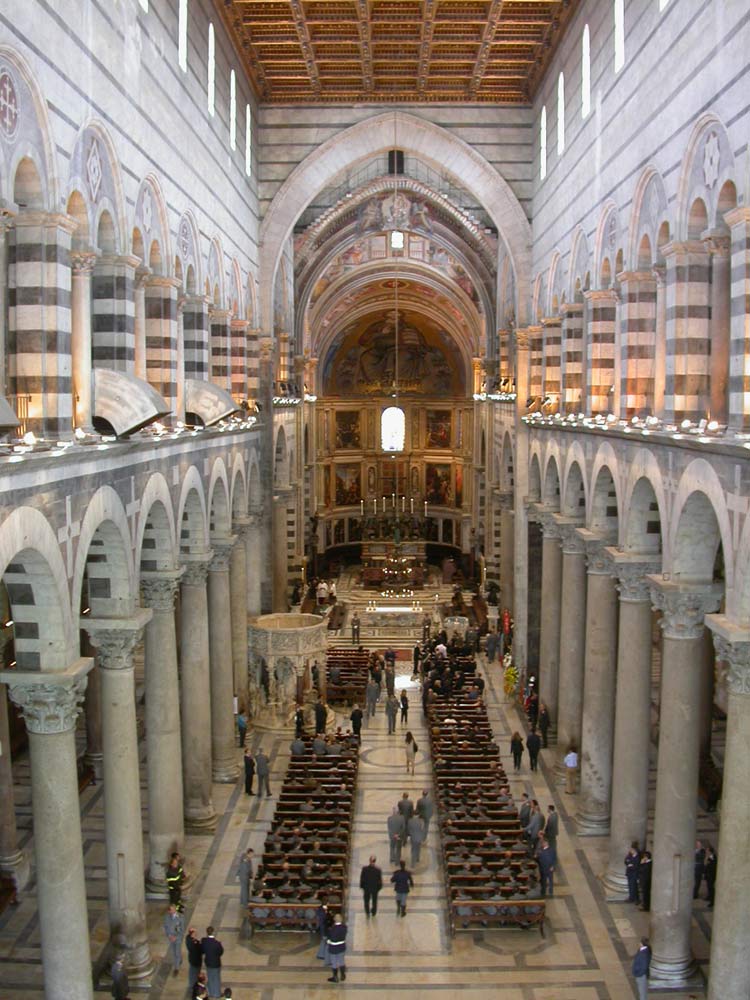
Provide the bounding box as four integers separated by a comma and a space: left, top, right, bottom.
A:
404, 730, 418, 774
510, 731, 524, 772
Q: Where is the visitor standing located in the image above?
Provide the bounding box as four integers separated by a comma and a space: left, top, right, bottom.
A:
631, 937, 651, 1000
563, 744, 578, 794
200, 926, 224, 999
325, 914, 347, 983
255, 748, 271, 797
163, 903, 183, 977
359, 856, 383, 917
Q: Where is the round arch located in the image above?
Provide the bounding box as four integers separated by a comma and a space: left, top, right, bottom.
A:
134, 473, 178, 575
67, 118, 127, 255
230, 453, 249, 522
668, 459, 733, 588
72, 486, 137, 620
259, 110, 532, 333
176, 468, 209, 556
207, 458, 232, 538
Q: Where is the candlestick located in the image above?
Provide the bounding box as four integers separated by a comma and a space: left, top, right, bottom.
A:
424, 501, 428, 516
373, 499, 377, 515
392, 492, 396, 509
382, 496, 386, 513
401, 496, 405, 512
360, 500, 364, 515
410, 498, 414, 514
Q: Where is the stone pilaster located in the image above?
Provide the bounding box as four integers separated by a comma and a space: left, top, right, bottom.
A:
498, 492, 514, 613
133, 266, 150, 382
662, 241, 711, 423
554, 519, 587, 779
576, 534, 618, 835
140, 570, 185, 893
70, 250, 97, 431
180, 556, 216, 829
3, 662, 93, 1000
208, 540, 240, 781
705, 617, 750, 1000
584, 288, 617, 414
560, 302, 584, 413
85, 612, 153, 982
536, 508, 563, 740
724, 207, 750, 429
245, 512, 263, 617
617, 270, 657, 417
647, 580, 721, 989
602, 555, 661, 897
230, 522, 250, 711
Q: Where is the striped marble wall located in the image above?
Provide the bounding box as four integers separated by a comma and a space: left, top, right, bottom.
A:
92, 255, 136, 371
541, 318, 561, 399
184, 296, 209, 381
664, 244, 710, 423
619, 271, 657, 418
529, 326, 544, 398
210, 310, 232, 395
585, 290, 617, 415
230, 319, 249, 402
561, 303, 584, 413
726, 207, 750, 429
145, 277, 179, 414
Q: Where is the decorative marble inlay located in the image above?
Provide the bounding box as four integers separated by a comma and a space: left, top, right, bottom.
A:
0, 69, 19, 142
141, 186, 153, 233
86, 138, 102, 201
8, 676, 87, 735
703, 131, 720, 189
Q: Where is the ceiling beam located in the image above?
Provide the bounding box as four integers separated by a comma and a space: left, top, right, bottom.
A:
355, 0, 375, 94
288, 0, 322, 97
468, 0, 506, 99
417, 0, 437, 98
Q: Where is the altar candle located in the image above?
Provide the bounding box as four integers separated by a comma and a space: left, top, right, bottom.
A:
410, 498, 414, 513
392, 492, 396, 509
360, 500, 364, 515
401, 496, 405, 512
373, 499, 377, 515
382, 496, 386, 512
424, 501, 428, 516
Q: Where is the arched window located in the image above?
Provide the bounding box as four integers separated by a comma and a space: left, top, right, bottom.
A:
381, 407, 405, 452
540, 106, 547, 181
245, 104, 252, 177
230, 70, 237, 150
557, 73, 565, 155
178, 0, 188, 71
614, 0, 625, 72
207, 22, 215, 116
581, 24, 591, 118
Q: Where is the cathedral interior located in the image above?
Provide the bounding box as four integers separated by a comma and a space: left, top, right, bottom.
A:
0, 1, 749, 998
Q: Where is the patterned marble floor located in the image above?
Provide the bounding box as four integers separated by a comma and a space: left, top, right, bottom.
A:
0, 653, 717, 999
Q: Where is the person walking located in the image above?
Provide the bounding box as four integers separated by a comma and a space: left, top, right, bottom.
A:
243, 748, 255, 795
543, 805, 559, 860
398, 792, 414, 823
563, 744, 578, 794
385, 693, 399, 734
255, 748, 271, 797
637, 851, 652, 911
400, 690, 409, 725
238, 848, 254, 909
110, 955, 129, 1000
200, 926, 224, 999
236, 710, 247, 748
385, 664, 396, 698
359, 855, 383, 917
510, 731, 524, 772
404, 730, 418, 774
537, 838, 556, 897
185, 926, 203, 992
625, 842, 642, 904
325, 914, 347, 983
350, 703, 363, 743
412, 643, 421, 678
391, 860, 414, 917
416, 790, 434, 836
407, 814, 425, 865
163, 903, 183, 977
631, 936, 651, 1000
351, 612, 360, 645
314, 698, 328, 735
365, 678, 380, 723
527, 728, 541, 771
388, 806, 405, 864
538, 703, 550, 747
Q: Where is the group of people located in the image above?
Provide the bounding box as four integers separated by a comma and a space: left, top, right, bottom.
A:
387, 790, 434, 866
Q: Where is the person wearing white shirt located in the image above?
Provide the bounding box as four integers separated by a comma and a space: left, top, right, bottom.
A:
563, 745, 578, 795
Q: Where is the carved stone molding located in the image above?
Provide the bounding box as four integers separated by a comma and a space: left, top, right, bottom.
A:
70, 250, 98, 276
649, 581, 722, 641
8, 676, 88, 735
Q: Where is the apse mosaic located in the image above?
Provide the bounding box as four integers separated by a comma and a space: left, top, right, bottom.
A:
322, 309, 465, 397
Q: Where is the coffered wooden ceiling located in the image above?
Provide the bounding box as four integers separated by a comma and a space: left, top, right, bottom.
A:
218, 0, 581, 104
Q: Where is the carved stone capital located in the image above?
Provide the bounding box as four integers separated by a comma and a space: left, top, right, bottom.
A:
134, 265, 151, 290
607, 553, 662, 603
714, 637, 750, 696
559, 521, 586, 555
577, 529, 614, 575
649, 579, 722, 640
538, 510, 563, 540
8, 676, 88, 735
140, 570, 184, 612
181, 554, 212, 587
85, 610, 152, 670
209, 537, 236, 573
70, 250, 98, 276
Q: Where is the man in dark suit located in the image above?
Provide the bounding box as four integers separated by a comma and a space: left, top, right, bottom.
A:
526, 728, 541, 771
200, 926, 224, 998
359, 855, 383, 916
185, 926, 203, 993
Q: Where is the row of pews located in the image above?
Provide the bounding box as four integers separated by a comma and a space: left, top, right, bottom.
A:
247, 736, 359, 934
427, 686, 546, 935
325, 646, 370, 705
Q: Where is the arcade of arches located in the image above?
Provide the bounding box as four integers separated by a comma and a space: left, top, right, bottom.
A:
0, 2, 749, 999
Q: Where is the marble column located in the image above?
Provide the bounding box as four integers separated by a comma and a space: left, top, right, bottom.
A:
555, 521, 587, 779
705, 620, 750, 1000
208, 540, 240, 782
246, 513, 262, 616
86, 612, 153, 981
133, 266, 150, 382
0, 682, 30, 892
82, 630, 103, 780
699, 628, 716, 759
705, 233, 731, 425
272, 494, 290, 612
647, 581, 721, 989
576, 536, 618, 835
180, 557, 216, 830
511, 329, 531, 675
0, 213, 13, 397
141, 571, 185, 893
4, 666, 93, 1000
602, 556, 660, 897
537, 509, 563, 740
498, 492, 515, 613
70, 250, 97, 431
230, 523, 250, 711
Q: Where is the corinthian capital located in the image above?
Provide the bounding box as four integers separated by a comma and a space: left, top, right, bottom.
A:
2, 660, 93, 735
141, 569, 184, 612
649, 579, 722, 641
84, 609, 153, 670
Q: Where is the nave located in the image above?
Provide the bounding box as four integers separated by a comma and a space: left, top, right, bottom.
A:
1, 640, 718, 999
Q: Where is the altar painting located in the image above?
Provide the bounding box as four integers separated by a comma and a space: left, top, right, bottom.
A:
426, 464, 452, 506
335, 464, 361, 506
426, 410, 451, 448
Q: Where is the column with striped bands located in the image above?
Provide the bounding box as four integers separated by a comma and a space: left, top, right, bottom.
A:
183, 295, 209, 381
230, 318, 248, 402
528, 325, 543, 400
246, 327, 262, 403
209, 308, 232, 394
498, 328, 511, 384
560, 302, 584, 414
618, 270, 657, 417
584, 289, 617, 415
663, 242, 711, 422
725, 207, 750, 428
541, 316, 562, 401
145, 275, 179, 413
92, 254, 138, 371
8, 212, 76, 437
